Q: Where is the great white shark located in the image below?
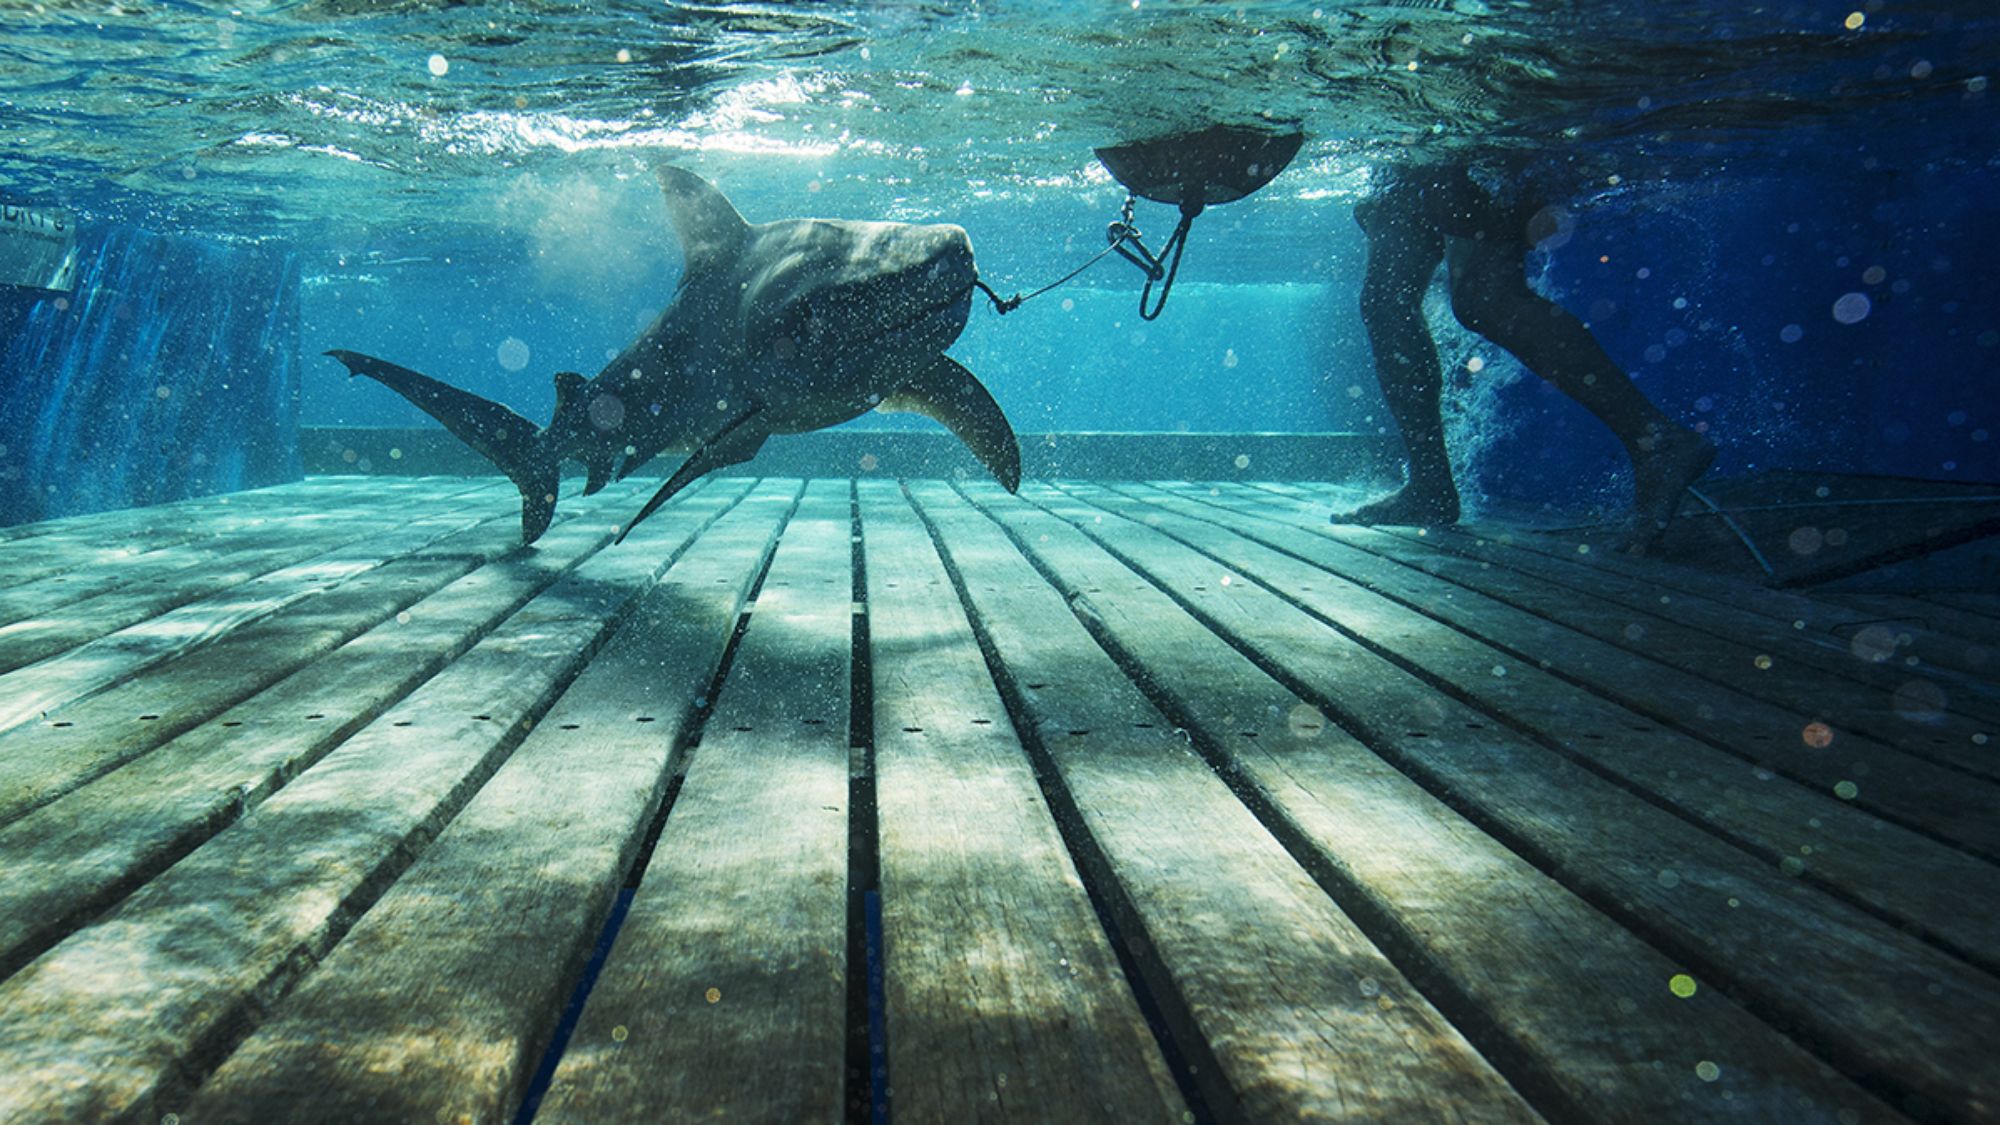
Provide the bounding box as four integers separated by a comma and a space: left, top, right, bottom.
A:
328, 166, 1020, 543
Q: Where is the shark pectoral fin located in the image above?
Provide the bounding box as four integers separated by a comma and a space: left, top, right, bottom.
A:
582, 456, 615, 496
880, 356, 1022, 492
326, 349, 559, 543
616, 408, 768, 545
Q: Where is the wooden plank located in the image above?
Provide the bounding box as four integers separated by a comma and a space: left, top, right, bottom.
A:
957, 483, 1896, 1122
0, 484, 508, 739
0, 476, 726, 1123
1139, 484, 2000, 836
1212, 484, 2000, 734
0, 477, 466, 591
1194, 483, 2000, 753
0, 479, 507, 627
1822, 592, 2000, 647
999, 481, 2000, 1118
537, 481, 857, 1123
175, 480, 796, 1125
1061, 483, 2000, 972
856, 480, 1184, 1122
0, 478, 718, 980
905, 482, 1537, 1123
0, 487, 596, 828
0, 478, 507, 676
1261, 481, 2000, 696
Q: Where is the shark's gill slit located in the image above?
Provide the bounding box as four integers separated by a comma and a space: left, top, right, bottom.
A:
902, 482, 1224, 1125
514, 486, 797, 1125
846, 480, 890, 1125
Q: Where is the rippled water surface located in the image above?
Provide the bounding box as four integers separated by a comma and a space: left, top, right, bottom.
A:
1, 1, 1991, 249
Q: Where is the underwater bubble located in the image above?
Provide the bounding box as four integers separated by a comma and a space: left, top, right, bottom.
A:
859, 453, 880, 472
1893, 680, 1947, 724
1669, 974, 1697, 998
1753, 654, 1773, 670
496, 337, 530, 371
1834, 780, 1859, 799
1223, 349, 1238, 368
1844, 11, 1864, 29
1696, 1061, 1721, 1083
587, 393, 625, 431
1779, 324, 1804, 343
1060, 297, 1074, 312
1862, 265, 1887, 285
1824, 527, 1848, 547
1466, 356, 1485, 373
427, 53, 450, 77
1787, 526, 1823, 555
1831, 293, 1871, 324
1911, 59, 1933, 80
616, 47, 632, 63
1286, 704, 1324, 740
1233, 454, 1250, 470
1802, 722, 1834, 748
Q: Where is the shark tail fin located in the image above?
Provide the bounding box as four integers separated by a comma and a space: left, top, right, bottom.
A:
327, 349, 560, 543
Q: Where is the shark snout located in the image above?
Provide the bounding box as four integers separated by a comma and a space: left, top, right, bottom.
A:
923, 224, 976, 290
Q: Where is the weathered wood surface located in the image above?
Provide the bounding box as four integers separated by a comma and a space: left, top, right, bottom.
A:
1125, 483, 2000, 854
0, 476, 441, 588
1264, 482, 1999, 699
908, 481, 1539, 1123
1181, 484, 2000, 770
181, 479, 791, 1124
857, 481, 1184, 1123
539, 481, 856, 1123
0, 475, 1991, 1124
956, 483, 1892, 1123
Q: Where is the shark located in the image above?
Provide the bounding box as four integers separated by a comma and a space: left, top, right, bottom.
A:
327, 166, 1020, 544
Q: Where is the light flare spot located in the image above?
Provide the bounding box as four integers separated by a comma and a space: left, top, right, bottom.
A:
1233, 454, 1251, 470
1669, 973, 1697, 998
1802, 721, 1834, 748
1696, 1060, 1721, 1083
610, 1024, 628, 1042
1834, 780, 1859, 800
1832, 292, 1872, 324
497, 337, 530, 372
427, 53, 450, 77
587, 394, 626, 431
1465, 356, 1485, 373
1844, 10, 1864, 29
1753, 654, 1773, 670
705, 987, 722, 1003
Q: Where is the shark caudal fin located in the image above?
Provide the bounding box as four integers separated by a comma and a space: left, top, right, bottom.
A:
326, 349, 561, 543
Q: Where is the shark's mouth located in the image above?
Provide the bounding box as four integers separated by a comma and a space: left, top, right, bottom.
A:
857, 279, 976, 347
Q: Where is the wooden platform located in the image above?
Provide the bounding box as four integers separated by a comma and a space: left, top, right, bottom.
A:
0, 475, 1993, 1124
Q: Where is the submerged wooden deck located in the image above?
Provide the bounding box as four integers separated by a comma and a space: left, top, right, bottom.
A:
0, 475, 1994, 1123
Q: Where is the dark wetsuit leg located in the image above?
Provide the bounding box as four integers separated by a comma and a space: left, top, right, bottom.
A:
1445, 233, 1714, 542
1341, 183, 1461, 524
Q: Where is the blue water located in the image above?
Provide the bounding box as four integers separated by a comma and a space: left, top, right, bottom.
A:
1, 3, 1995, 521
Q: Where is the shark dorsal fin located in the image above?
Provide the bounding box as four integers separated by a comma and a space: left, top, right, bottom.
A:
552, 371, 586, 416
657, 166, 751, 280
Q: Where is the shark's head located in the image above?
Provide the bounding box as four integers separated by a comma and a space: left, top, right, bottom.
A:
741, 218, 976, 391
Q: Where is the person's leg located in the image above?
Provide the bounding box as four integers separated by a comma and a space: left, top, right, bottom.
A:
1445, 237, 1714, 541
1336, 185, 1459, 524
